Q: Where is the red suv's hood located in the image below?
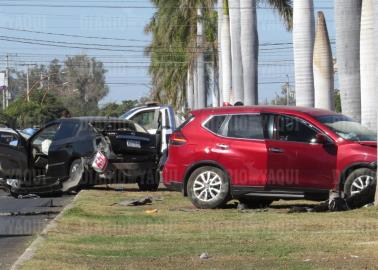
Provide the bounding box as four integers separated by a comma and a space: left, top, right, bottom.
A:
357, 141, 377, 148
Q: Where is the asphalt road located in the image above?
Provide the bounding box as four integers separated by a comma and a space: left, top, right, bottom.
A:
0, 190, 74, 270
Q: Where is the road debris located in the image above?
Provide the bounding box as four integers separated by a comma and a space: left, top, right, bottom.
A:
289, 186, 375, 213
144, 209, 158, 214
115, 196, 164, 207
199, 252, 209, 260
17, 194, 40, 199
169, 207, 200, 212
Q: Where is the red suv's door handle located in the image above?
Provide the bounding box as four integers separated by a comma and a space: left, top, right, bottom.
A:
269, 147, 285, 153
216, 144, 229, 150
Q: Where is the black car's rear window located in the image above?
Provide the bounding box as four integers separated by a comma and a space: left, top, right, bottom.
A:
54, 122, 79, 140
91, 121, 147, 133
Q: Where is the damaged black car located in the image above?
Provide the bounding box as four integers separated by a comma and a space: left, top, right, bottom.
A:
0, 117, 161, 195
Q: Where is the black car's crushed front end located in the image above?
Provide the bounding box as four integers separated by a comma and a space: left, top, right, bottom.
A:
0, 117, 161, 196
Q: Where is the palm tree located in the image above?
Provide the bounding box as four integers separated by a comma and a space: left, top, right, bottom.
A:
293, 0, 315, 107
374, 2, 377, 207
240, 0, 292, 106
220, 0, 232, 104
335, 0, 362, 122
313, 11, 334, 111
187, 68, 194, 109
374, 0, 378, 206
217, 0, 223, 105
360, 0, 376, 129
240, 0, 258, 105
228, 0, 244, 103
146, 0, 216, 110
197, 6, 206, 108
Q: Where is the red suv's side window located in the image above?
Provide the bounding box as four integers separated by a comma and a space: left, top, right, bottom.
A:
225, 115, 264, 140
264, 114, 318, 143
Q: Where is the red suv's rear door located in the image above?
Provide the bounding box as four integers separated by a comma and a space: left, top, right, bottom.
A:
264, 114, 337, 189
214, 114, 268, 187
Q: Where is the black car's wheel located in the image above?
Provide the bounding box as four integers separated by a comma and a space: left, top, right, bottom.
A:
62, 159, 84, 193
138, 170, 160, 192
238, 198, 273, 209
187, 166, 230, 209
344, 168, 376, 198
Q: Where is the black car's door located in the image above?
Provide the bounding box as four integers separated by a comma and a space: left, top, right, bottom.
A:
46, 121, 84, 179
29, 123, 60, 177
0, 130, 28, 180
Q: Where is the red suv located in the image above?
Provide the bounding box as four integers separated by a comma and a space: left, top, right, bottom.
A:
162, 106, 377, 209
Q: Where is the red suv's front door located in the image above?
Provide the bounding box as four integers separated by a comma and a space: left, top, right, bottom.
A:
214, 114, 268, 187
264, 114, 337, 190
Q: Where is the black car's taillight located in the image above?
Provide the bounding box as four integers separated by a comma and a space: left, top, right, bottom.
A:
170, 131, 187, 145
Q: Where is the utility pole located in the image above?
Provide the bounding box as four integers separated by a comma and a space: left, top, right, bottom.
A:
26, 65, 30, 102
5, 54, 9, 108
286, 74, 290, 106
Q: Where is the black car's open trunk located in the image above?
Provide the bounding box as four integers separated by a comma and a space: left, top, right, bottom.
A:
91, 120, 158, 163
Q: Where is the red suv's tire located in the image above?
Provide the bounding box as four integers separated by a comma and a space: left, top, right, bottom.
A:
187, 166, 230, 209
344, 168, 376, 198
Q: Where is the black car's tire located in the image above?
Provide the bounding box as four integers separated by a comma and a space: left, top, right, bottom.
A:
62, 159, 84, 193
344, 168, 376, 198
238, 198, 273, 209
187, 166, 230, 209
138, 170, 160, 192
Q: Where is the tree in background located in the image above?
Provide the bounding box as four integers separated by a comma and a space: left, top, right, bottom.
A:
239, 0, 292, 106
3, 55, 110, 125
146, 0, 217, 110
313, 11, 334, 111
228, 0, 244, 103
4, 89, 67, 128
360, 0, 376, 130
99, 100, 139, 117
293, 0, 315, 107
220, 0, 232, 104
62, 55, 109, 116
271, 83, 296, 105
335, 0, 362, 122
334, 90, 342, 113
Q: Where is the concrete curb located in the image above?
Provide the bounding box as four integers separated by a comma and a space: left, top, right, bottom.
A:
10, 193, 81, 270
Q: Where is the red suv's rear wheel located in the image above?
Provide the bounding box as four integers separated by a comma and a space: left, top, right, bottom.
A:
187, 166, 230, 209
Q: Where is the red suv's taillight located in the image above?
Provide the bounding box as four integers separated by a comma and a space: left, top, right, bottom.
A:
170, 131, 187, 145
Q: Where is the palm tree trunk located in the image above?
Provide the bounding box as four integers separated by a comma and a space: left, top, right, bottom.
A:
193, 64, 198, 109
240, 0, 258, 105
360, 0, 376, 129
335, 0, 362, 122
221, 0, 232, 105
186, 67, 194, 109
218, 0, 223, 106
374, 0, 378, 206
293, 0, 315, 107
313, 11, 334, 111
197, 7, 206, 108
211, 63, 220, 107
228, 0, 244, 103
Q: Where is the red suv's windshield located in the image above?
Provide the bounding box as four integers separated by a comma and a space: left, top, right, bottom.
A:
317, 115, 377, 142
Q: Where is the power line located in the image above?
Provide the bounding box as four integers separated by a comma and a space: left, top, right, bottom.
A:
0, 26, 150, 43
0, 3, 333, 10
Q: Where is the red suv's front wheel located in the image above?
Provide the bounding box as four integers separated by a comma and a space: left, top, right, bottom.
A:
187, 166, 230, 209
344, 168, 376, 198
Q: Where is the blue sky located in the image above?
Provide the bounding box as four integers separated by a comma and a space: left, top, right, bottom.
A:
0, 0, 335, 106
